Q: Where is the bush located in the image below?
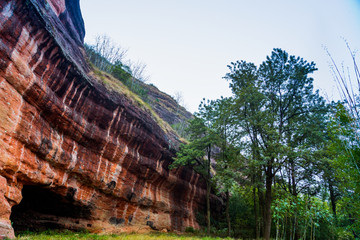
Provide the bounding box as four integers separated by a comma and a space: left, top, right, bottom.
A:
336, 228, 355, 240
185, 226, 195, 233
111, 62, 132, 82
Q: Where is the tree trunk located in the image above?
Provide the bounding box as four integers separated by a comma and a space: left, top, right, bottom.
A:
328, 179, 337, 221
226, 190, 231, 237
254, 187, 260, 239
206, 179, 211, 235
290, 159, 300, 240
258, 185, 265, 237
264, 170, 273, 240
206, 145, 211, 235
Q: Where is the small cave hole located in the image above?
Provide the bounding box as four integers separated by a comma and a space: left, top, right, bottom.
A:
10, 185, 92, 234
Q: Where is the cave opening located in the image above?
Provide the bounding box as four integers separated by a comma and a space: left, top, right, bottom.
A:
10, 185, 92, 233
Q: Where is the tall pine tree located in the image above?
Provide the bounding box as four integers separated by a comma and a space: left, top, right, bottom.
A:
225, 49, 328, 240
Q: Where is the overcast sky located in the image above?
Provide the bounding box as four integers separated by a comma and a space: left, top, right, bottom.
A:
80, 0, 360, 113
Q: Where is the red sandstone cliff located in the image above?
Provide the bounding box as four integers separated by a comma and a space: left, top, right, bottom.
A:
0, 0, 208, 238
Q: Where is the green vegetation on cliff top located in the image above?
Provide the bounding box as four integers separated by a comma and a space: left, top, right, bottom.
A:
85, 36, 189, 143
90, 66, 176, 137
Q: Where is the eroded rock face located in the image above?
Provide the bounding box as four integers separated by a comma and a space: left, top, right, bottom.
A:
0, 0, 207, 238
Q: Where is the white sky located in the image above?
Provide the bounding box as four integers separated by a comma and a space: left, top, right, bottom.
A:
80, 0, 360, 113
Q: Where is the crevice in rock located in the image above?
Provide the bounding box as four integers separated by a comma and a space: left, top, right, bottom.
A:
10, 185, 92, 233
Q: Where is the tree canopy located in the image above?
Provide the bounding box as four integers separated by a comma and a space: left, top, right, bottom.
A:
171, 48, 359, 239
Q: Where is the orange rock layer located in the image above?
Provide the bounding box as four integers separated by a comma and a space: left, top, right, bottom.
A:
0, 0, 208, 238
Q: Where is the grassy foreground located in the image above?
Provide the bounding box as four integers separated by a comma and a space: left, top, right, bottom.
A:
16, 231, 234, 240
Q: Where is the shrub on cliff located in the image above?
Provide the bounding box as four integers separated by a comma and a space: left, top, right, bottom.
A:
85, 35, 150, 102
85, 34, 127, 72
111, 61, 132, 82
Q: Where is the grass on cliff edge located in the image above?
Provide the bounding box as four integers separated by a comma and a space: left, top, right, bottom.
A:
89, 68, 178, 139
16, 230, 234, 240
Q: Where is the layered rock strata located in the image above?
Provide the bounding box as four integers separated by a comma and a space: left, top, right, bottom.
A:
0, 0, 208, 238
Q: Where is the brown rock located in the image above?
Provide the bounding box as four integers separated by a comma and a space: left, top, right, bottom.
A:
0, 0, 214, 238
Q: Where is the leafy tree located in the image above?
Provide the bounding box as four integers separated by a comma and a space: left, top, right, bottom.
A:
272, 190, 334, 240
200, 97, 240, 236
225, 48, 328, 240
170, 116, 216, 235
173, 97, 241, 236
326, 44, 360, 238
229, 187, 256, 238
326, 104, 360, 238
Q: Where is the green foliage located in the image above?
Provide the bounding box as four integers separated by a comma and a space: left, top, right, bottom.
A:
225, 48, 329, 239
228, 189, 256, 238
171, 121, 190, 140
324, 44, 360, 239
272, 191, 334, 240
324, 103, 360, 238
171, 116, 215, 176
184, 227, 196, 233
81, 44, 360, 239
85, 40, 149, 103
127, 80, 149, 102
111, 61, 132, 82
84, 43, 113, 72
171, 110, 220, 235
174, 48, 336, 239
199, 97, 240, 192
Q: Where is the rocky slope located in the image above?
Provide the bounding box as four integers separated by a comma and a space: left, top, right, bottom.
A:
0, 0, 209, 238
139, 82, 192, 127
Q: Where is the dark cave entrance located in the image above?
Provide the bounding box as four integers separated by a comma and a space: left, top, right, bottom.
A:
10, 185, 92, 233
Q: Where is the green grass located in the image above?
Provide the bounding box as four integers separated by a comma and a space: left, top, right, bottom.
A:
89, 68, 178, 138
16, 230, 234, 240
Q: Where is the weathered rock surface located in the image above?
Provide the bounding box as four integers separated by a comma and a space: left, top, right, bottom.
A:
139, 82, 192, 127
0, 0, 209, 238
